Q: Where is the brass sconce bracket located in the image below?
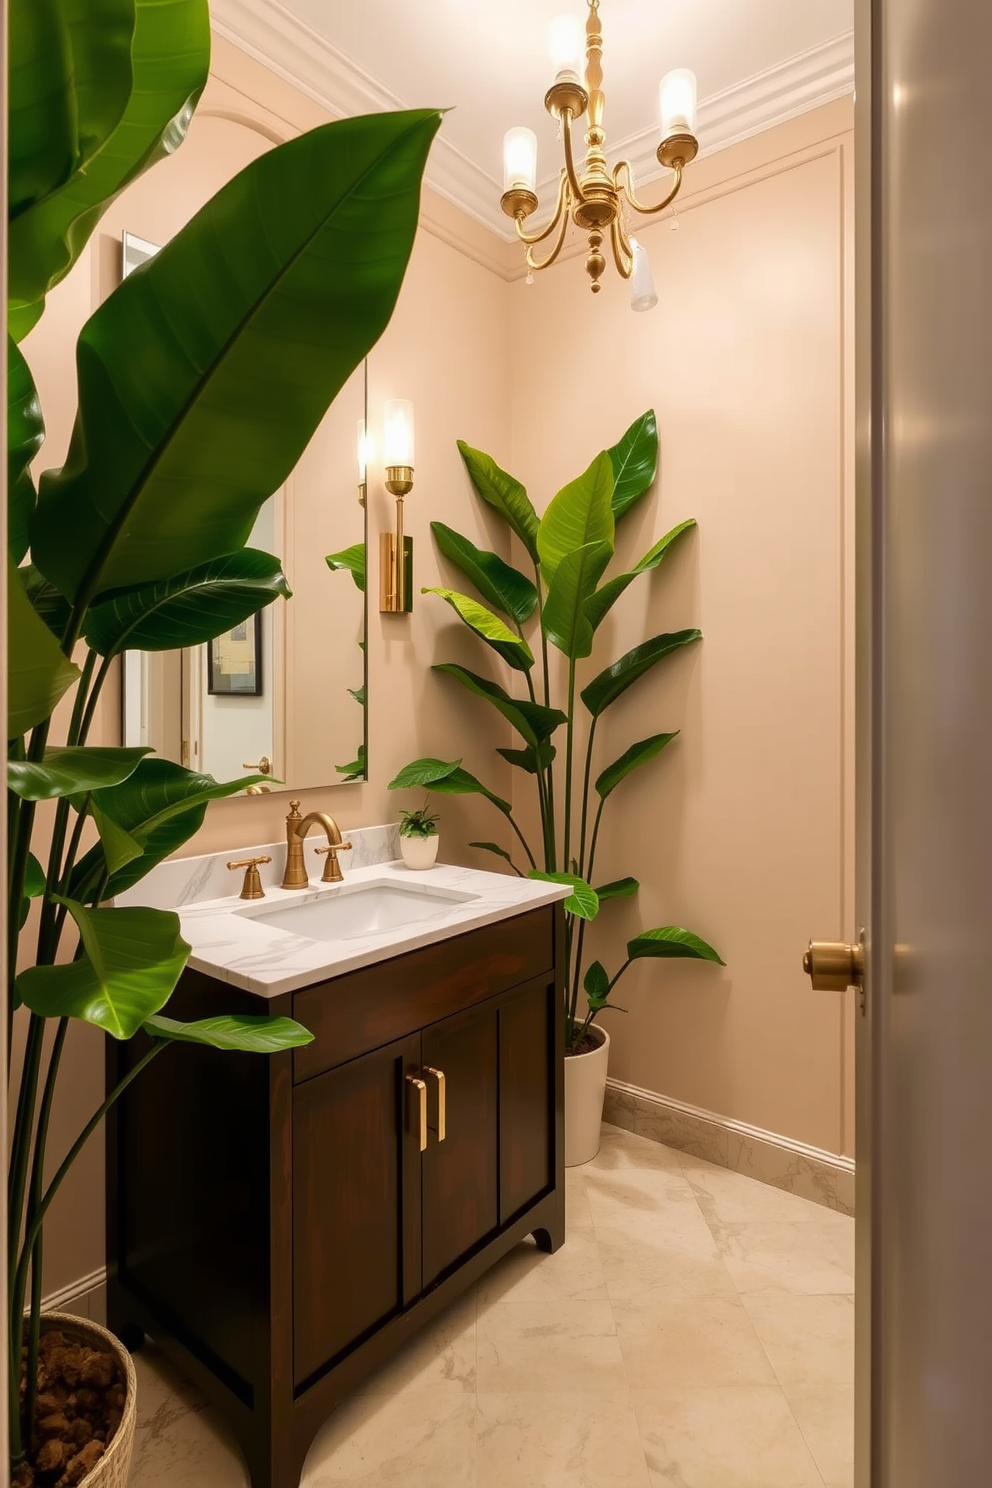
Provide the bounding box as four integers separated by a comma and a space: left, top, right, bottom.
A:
380, 465, 414, 613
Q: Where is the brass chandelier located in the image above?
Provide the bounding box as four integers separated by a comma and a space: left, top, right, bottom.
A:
500, 0, 699, 302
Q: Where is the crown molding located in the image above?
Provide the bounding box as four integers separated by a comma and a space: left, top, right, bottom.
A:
210, 0, 853, 244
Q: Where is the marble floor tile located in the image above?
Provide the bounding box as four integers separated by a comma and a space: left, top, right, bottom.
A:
126, 1123, 854, 1488
742, 1293, 855, 1395
632, 1383, 826, 1488
303, 1389, 476, 1488
476, 1299, 623, 1393
787, 1386, 855, 1488
476, 1229, 609, 1309
477, 1390, 652, 1488
710, 1218, 856, 1297
614, 1295, 778, 1390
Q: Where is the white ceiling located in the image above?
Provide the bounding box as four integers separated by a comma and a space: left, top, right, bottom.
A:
212, 0, 854, 238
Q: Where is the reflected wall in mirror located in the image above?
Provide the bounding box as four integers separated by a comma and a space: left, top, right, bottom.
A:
121, 228, 368, 790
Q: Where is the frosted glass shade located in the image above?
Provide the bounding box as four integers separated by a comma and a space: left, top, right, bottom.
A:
503, 127, 538, 193
549, 13, 583, 81
383, 399, 414, 469
357, 418, 372, 480
629, 238, 658, 313
659, 68, 697, 137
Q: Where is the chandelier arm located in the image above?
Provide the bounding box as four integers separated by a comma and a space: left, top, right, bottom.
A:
615, 159, 684, 217
514, 170, 570, 247
526, 197, 572, 272
560, 108, 586, 202
610, 217, 633, 280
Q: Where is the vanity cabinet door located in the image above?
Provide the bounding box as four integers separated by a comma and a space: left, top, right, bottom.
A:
421, 1004, 499, 1289
292, 1034, 421, 1388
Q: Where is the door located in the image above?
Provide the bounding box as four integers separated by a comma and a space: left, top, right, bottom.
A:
421, 1004, 498, 1288
848, 2, 992, 1482
292, 1035, 421, 1386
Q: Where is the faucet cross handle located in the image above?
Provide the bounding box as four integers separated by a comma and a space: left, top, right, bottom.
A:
227, 855, 272, 900
315, 841, 353, 883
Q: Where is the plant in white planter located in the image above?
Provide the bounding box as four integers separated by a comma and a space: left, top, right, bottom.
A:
392, 415, 725, 1164
395, 799, 441, 870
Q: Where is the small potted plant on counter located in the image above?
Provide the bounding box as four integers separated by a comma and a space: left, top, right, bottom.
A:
397, 799, 441, 870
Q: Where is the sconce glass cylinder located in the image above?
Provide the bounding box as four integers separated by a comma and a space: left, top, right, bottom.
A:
659, 68, 697, 137
629, 238, 659, 313
503, 127, 538, 193
357, 418, 372, 480
383, 398, 415, 471
549, 13, 583, 83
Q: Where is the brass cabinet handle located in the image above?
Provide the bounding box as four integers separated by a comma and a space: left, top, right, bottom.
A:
424, 1066, 446, 1142
405, 1075, 428, 1152
243, 755, 272, 775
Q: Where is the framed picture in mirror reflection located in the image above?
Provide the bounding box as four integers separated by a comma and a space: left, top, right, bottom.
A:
207, 611, 263, 696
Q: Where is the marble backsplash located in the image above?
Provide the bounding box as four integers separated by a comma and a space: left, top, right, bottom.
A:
115, 822, 400, 911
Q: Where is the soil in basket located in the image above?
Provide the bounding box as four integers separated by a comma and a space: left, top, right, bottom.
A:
15, 1330, 126, 1487
566, 1033, 602, 1058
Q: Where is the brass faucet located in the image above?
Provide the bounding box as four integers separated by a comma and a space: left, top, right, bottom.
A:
281, 800, 353, 888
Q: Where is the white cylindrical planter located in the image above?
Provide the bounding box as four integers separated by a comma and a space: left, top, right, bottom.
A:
399, 834, 439, 870
564, 1025, 610, 1166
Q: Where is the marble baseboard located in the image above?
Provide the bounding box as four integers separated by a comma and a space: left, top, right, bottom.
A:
39, 1266, 108, 1328
116, 821, 401, 910
603, 1080, 855, 1217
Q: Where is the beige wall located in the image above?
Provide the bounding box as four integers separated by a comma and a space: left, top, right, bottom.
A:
507, 100, 856, 1157
20, 31, 854, 1296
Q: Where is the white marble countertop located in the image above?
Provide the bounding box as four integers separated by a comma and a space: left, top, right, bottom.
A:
174, 860, 570, 999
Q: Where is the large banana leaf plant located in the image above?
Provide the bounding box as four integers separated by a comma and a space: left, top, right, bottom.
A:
6, 0, 439, 1474
390, 412, 724, 1055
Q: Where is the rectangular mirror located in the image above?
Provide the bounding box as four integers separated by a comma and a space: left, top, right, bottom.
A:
121, 232, 368, 790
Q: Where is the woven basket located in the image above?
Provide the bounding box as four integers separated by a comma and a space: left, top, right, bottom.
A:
36, 1312, 137, 1488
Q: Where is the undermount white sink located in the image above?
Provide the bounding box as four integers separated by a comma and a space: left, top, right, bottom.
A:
235, 878, 479, 942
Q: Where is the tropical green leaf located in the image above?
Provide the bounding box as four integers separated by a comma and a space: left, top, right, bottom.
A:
627, 926, 725, 965
84, 549, 290, 656
8, 338, 45, 561
595, 732, 679, 800
424, 587, 534, 671
537, 450, 615, 588
19, 854, 47, 929
430, 522, 538, 624
7, 554, 81, 739
529, 871, 599, 920
9, 0, 210, 337
541, 540, 612, 659
144, 1012, 314, 1051
334, 745, 366, 782
326, 544, 367, 594
583, 960, 610, 1007
584, 520, 696, 632
17, 901, 190, 1038
469, 841, 522, 875
18, 564, 71, 637
608, 410, 658, 521
580, 630, 701, 719
456, 442, 540, 563
496, 740, 556, 775
595, 877, 640, 901
68, 760, 269, 901
433, 663, 566, 746
7, 0, 76, 219
348, 685, 366, 706
8, 745, 151, 800
32, 109, 442, 602
89, 801, 143, 877
388, 757, 462, 790
427, 766, 511, 816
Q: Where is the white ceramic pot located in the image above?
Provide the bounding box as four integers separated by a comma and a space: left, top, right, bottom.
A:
399, 833, 440, 870
564, 1025, 610, 1166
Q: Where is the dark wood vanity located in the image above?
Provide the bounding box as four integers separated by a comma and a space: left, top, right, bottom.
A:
106, 903, 565, 1488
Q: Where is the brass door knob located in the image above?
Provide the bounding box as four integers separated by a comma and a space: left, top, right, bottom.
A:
803, 939, 865, 991
243, 755, 272, 775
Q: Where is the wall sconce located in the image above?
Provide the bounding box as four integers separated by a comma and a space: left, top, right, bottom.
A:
357, 418, 372, 508
379, 398, 414, 613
